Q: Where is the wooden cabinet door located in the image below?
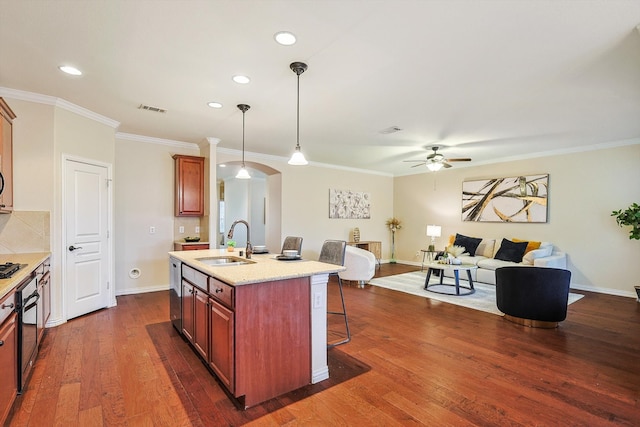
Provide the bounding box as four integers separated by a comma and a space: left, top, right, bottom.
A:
0, 98, 15, 213
209, 298, 234, 393
193, 288, 209, 360
181, 281, 195, 342
0, 313, 17, 425
173, 155, 204, 217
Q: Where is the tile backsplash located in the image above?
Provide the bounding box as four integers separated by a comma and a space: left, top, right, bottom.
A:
0, 211, 50, 253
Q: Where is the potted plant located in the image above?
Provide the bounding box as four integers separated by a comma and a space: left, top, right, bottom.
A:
385, 217, 402, 263
611, 203, 640, 240
226, 240, 236, 252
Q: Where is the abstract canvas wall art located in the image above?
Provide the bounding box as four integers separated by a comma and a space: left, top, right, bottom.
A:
462, 174, 548, 222
329, 189, 371, 219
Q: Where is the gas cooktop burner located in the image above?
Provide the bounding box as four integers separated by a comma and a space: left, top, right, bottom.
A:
0, 262, 23, 279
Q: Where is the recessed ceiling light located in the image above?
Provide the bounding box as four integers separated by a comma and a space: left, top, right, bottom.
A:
218, 164, 226, 168
274, 31, 296, 46
59, 65, 82, 76
208, 101, 223, 108
232, 75, 250, 84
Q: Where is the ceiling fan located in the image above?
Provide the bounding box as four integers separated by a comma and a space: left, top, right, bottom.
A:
404, 146, 471, 171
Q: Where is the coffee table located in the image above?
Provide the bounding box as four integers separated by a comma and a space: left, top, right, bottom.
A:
423, 262, 477, 296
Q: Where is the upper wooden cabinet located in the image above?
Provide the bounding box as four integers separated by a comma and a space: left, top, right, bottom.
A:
173, 154, 204, 217
0, 98, 16, 213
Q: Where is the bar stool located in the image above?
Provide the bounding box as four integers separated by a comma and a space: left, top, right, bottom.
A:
319, 240, 350, 348
281, 236, 303, 255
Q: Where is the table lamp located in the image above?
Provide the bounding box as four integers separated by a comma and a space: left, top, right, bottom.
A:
426, 225, 441, 251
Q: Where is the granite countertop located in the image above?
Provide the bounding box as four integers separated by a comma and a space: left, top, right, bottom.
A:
169, 249, 345, 286
0, 252, 51, 300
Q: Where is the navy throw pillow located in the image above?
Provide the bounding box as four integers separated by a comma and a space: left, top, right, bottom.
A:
494, 238, 529, 263
453, 233, 483, 256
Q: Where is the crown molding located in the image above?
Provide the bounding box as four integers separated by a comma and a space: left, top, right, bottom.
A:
396, 137, 640, 177
217, 147, 393, 177
0, 86, 120, 128
116, 132, 199, 150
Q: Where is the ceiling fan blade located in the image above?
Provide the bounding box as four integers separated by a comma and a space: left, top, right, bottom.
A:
403, 159, 427, 162
411, 163, 426, 168
445, 158, 472, 162
443, 162, 453, 168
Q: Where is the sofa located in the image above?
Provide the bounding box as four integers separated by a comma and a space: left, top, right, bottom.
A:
442, 234, 567, 286
339, 245, 376, 287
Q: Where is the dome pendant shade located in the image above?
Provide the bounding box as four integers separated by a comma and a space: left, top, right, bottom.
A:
288, 147, 308, 165
236, 166, 251, 179
236, 104, 251, 179
288, 62, 309, 166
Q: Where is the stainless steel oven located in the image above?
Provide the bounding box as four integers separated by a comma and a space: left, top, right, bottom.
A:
16, 273, 38, 393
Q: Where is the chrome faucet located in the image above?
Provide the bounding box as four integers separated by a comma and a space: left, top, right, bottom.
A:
227, 220, 252, 259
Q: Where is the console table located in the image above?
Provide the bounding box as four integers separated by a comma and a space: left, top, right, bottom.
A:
347, 241, 381, 267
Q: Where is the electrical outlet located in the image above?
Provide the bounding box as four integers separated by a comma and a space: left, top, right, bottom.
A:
179, 226, 184, 233
195, 226, 200, 233
149, 226, 156, 234
313, 292, 322, 308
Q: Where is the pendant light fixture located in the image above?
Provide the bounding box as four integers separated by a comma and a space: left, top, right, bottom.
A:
236, 104, 251, 179
288, 61, 309, 165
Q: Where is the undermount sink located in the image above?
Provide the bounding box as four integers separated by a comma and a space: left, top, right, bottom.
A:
195, 256, 255, 266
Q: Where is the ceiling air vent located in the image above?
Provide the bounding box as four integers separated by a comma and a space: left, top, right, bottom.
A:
379, 126, 402, 134
138, 104, 167, 114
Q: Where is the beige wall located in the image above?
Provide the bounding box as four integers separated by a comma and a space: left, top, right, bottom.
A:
394, 144, 640, 297
0, 94, 118, 326
2, 90, 639, 312
114, 137, 199, 294
11, 99, 55, 210
216, 151, 395, 261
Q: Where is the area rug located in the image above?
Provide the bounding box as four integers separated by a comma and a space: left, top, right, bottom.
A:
369, 271, 584, 315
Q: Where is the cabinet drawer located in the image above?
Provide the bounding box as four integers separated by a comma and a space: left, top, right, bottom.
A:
182, 244, 209, 251
209, 277, 234, 309
0, 292, 15, 325
182, 264, 208, 291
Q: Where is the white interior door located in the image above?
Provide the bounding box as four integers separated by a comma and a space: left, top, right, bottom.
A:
64, 158, 110, 320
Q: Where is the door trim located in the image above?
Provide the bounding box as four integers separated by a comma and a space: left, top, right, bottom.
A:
61, 154, 115, 322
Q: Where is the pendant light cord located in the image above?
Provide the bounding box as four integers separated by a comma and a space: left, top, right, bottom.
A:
242, 110, 246, 165
296, 72, 300, 149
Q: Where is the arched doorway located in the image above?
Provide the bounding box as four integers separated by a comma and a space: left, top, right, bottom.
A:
216, 161, 282, 252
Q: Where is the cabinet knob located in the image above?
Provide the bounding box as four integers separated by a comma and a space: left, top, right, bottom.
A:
215, 288, 223, 293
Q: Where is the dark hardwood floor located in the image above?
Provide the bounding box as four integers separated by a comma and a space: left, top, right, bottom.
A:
7, 263, 640, 426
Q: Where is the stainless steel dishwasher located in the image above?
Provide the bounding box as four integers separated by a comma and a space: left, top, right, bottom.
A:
169, 257, 181, 331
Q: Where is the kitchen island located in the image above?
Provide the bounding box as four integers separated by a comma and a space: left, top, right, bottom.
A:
168, 249, 345, 409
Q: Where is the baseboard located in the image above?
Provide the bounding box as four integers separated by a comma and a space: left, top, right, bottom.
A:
116, 283, 169, 296
569, 283, 637, 299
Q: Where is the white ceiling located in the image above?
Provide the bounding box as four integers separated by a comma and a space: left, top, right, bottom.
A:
1, 1, 639, 176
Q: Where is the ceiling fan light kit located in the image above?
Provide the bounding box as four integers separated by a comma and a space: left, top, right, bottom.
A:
427, 162, 443, 172
288, 61, 309, 166
404, 146, 472, 171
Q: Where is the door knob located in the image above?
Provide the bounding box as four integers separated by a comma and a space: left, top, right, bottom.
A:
68, 245, 83, 252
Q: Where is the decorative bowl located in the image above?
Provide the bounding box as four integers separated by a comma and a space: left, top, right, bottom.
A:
184, 236, 201, 242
